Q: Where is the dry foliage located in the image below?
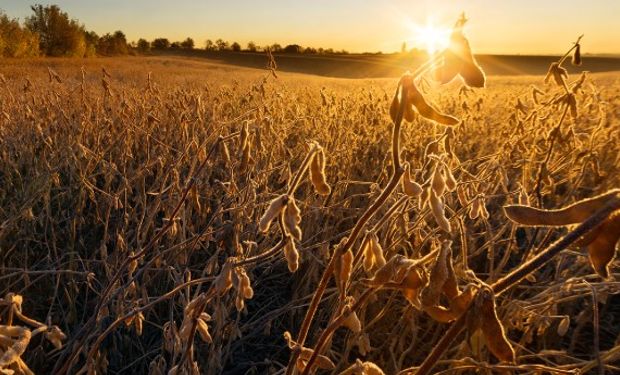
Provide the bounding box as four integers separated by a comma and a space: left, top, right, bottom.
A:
0, 15, 619, 375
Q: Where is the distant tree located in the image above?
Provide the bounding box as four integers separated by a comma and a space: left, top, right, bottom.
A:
97, 30, 128, 55
112, 30, 128, 54
324, 48, 334, 54
246, 41, 257, 52
303, 47, 317, 54
170, 41, 180, 49
25, 4, 87, 57
401, 42, 407, 53
137, 38, 150, 53
231, 42, 241, 52
0, 11, 39, 57
215, 39, 228, 51
317, 47, 324, 54
152, 38, 170, 49
283, 44, 302, 53
83, 30, 98, 56
205, 39, 215, 51
270, 43, 282, 53
181, 37, 194, 49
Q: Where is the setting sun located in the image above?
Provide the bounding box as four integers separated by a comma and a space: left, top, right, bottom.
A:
408, 20, 451, 54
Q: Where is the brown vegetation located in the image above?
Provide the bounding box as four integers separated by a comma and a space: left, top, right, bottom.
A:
0, 18, 620, 375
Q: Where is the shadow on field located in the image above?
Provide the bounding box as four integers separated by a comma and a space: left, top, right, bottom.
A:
155, 49, 620, 78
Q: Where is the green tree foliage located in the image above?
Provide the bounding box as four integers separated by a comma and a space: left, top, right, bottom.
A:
25, 4, 87, 57
0, 11, 39, 57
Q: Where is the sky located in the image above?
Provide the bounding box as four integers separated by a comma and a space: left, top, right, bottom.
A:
1, 0, 619, 55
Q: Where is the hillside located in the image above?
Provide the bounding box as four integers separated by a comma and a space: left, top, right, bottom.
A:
153, 49, 620, 78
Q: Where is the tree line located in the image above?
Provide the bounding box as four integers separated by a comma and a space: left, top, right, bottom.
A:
0, 4, 355, 58
139, 38, 351, 55
0, 4, 131, 57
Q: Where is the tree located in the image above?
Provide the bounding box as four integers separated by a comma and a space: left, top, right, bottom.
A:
215, 38, 228, 51
96, 30, 128, 55
170, 41, 180, 49
401, 42, 407, 53
152, 38, 170, 49
83, 30, 98, 57
283, 44, 302, 54
246, 41, 257, 52
25, 4, 87, 57
0, 11, 39, 57
137, 38, 150, 53
181, 37, 194, 49
205, 39, 215, 51
270, 43, 282, 53
112, 30, 128, 54
231, 42, 241, 52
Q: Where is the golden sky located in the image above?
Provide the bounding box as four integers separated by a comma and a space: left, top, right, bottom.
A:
2, 0, 619, 55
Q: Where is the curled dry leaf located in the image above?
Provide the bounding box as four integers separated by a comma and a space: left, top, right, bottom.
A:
365, 254, 411, 287
421, 241, 451, 307
442, 244, 459, 300
433, 14, 486, 88
398, 266, 428, 308
45, 325, 66, 349
341, 305, 362, 333
391, 74, 460, 125
284, 331, 335, 372
544, 62, 569, 86
585, 212, 620, 278
468, 287, 516, 363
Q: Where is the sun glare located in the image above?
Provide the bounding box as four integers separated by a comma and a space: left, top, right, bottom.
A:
409, 20, 451, 54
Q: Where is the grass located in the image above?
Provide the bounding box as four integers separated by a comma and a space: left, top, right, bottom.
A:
0, 35, 620, 375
